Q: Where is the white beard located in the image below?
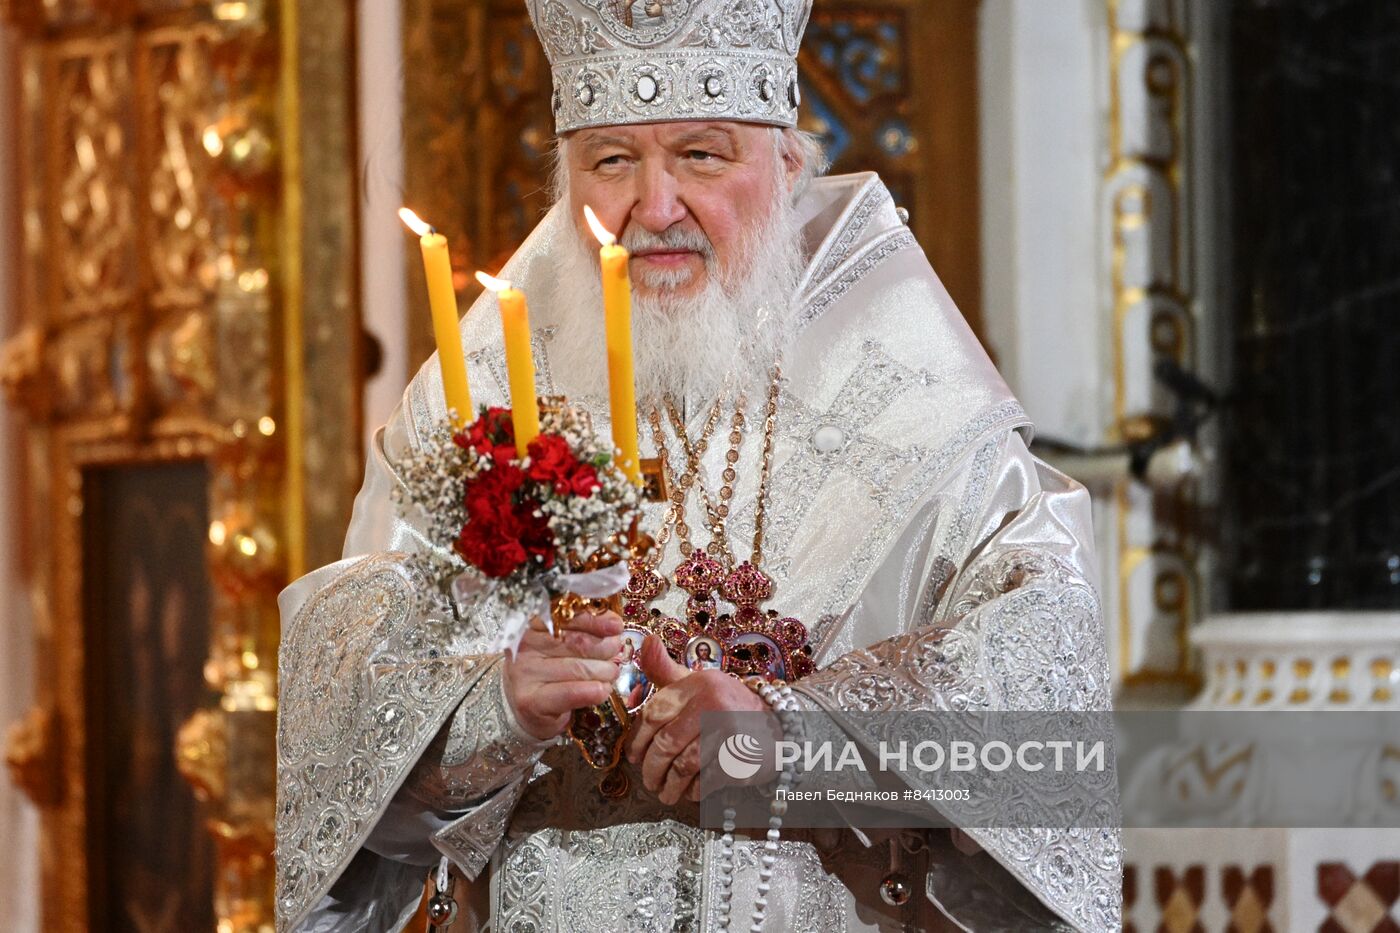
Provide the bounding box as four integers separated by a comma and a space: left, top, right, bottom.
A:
544, 183, 807, 406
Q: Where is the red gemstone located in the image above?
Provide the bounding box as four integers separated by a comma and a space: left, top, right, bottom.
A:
777, 617, 808, 649
625, 558, 668, 603
674, 551, 725, 596
711, 618, 741, 643
720, 561, 774, 607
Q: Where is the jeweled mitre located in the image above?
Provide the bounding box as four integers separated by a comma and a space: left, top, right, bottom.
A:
526, 0, 813, 133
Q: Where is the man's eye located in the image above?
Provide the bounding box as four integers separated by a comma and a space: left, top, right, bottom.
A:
686, 150, 717, 161
595, 155, 626, 168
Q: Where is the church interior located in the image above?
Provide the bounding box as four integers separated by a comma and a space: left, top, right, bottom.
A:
1, 0, 1397, 930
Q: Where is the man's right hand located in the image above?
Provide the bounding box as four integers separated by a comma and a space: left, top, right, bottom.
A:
502, 610, 624, 741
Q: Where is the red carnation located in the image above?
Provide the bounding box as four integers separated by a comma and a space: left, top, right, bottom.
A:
526, 434, 600, 498
515, 502, 556, 569
463, 463, 524, 522
470, 460, 526, 498
568, 463, 600, 498
454, 518, 527, 578
454, 500, 556, 578
457, 407, 518, 465
526, 435, 576, 489
454, 455, 557, 577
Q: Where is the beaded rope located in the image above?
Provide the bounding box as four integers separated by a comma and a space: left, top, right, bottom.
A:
715, 679, 804, 932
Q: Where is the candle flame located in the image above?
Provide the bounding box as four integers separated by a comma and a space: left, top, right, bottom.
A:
582, 205, 617, 246
475, 270, 513, 293
398, 207, 434, 238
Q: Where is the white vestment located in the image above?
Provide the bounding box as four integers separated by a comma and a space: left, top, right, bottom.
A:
275, 172, 1121, 932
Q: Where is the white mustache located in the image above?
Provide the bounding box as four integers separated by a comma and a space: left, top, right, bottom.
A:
621, 224, 716, 259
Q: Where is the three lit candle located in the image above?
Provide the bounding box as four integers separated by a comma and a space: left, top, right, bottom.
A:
400, 205, 642, 484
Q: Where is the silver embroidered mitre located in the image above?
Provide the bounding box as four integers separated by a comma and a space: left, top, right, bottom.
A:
526, 0, 812, 133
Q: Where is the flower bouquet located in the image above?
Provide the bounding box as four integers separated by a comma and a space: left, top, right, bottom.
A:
394, 402, 642, 654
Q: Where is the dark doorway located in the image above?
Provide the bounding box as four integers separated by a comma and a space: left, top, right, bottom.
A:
83, 461, 215, 932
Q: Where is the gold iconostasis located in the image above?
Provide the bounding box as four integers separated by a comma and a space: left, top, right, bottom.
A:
1, 1, 361, 929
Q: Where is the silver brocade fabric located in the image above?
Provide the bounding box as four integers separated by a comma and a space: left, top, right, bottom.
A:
274, 172, 1121, 932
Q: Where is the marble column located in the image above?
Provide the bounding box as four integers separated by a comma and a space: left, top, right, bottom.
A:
1224, 0, 1400, 611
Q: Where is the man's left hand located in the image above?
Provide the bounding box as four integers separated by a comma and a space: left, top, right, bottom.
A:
626, 634, 768, 805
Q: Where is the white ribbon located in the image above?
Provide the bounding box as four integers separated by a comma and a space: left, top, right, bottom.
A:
450, 571, 492, 615
454, 562, 632, 658
555, 562, 631, 599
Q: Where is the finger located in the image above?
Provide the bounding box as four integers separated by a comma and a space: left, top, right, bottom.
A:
531, 680, 612, 717
518, 627, 620, 662
686, 731, 738, 802
531, 656, 619, 684
565, 611, 625, 638
627, 683, 688, 764
517, 627, 561, 655
642, 711, 703, 795
559, 630, 623, 661
528, 613, 553, 632
685, 742, 725, 802
658, 738, 702, 805
636, 634, 690, 690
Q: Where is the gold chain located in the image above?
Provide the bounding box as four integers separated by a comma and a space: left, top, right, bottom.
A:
642, 410, 676, 562
648, 368, 783, 570
750, 365, 782, 567
665, 394, 745, 566
645, 398, 721, 562
670, 394, 725, 465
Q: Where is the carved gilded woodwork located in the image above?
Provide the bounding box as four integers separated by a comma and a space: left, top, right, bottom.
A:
0, 1, 361, 930
402, 0, 551, 369
0, 325, 47, 419
54, 40, 138, 323
1105, 0, 1202, 692
401, 0, 984, 371
3, 707, 59, 808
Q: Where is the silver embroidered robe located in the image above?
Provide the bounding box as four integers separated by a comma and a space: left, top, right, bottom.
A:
275, 172, 1122, 932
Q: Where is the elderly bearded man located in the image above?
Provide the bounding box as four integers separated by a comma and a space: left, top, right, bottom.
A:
274, 1, 1120, 930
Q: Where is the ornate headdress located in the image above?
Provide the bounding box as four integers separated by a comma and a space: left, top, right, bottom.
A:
527, 0, 813, 134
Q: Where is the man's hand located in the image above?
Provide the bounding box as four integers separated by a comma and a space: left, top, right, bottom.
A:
627, 635, 768, 805
502, 611, 623, 741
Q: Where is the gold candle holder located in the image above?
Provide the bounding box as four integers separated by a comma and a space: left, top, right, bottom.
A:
533, 394, 668, 789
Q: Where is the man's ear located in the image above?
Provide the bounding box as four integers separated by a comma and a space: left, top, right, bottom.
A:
553, 132, 576, 204
781, 132, 805, 192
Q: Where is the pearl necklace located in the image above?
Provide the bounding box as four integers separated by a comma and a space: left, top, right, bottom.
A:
715, 678, 804, 931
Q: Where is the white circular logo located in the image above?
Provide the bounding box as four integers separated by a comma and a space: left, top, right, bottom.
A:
718, 732, 765, 780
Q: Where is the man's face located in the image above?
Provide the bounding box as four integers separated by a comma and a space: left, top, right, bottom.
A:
565, 121, 794, 302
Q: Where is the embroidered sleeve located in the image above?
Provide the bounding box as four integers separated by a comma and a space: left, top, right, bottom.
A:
790, 437, 1121, 933
400, 658, 552, 811
792, 547, 1110, 715
275, 554, 494, 932
430, 776, 535, 881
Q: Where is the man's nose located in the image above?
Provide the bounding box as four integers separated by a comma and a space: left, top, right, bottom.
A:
630, 164, 687, 233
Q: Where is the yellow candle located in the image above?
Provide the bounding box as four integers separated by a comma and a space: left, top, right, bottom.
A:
475, 272, 540, 457
583, 206, 642, 485
399, 208, 473, 427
